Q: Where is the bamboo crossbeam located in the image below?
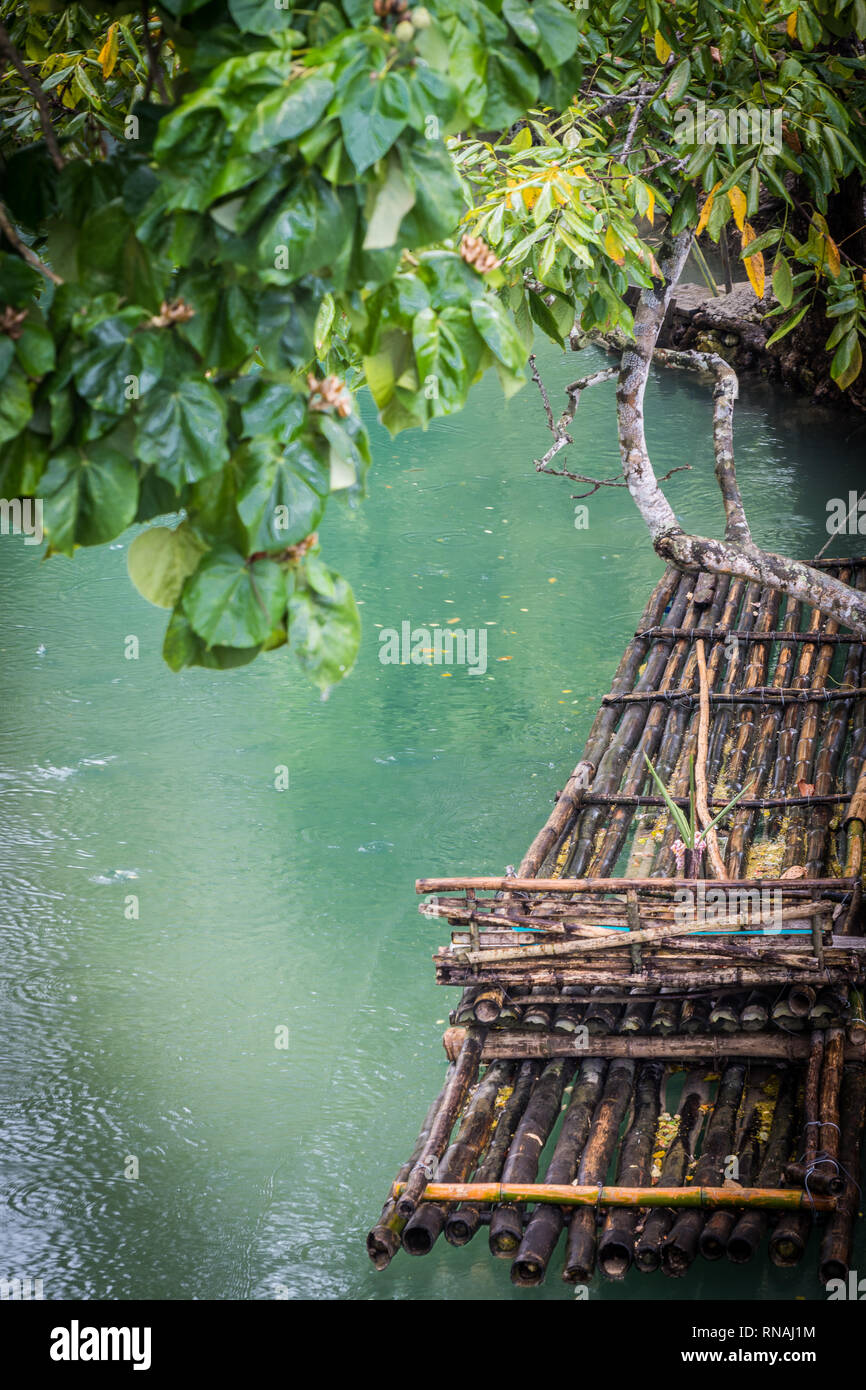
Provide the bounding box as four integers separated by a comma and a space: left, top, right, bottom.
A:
390, 1182, 835, 1212
417, 875, 858, 895
601, 687, 866, 706
455, 1031, 866, 1062
582, 792, 844, 809
637, 627, 855, 644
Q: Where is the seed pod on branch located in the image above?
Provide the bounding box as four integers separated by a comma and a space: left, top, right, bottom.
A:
460, 234, 501, 274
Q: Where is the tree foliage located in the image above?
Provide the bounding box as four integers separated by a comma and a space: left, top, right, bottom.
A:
1, 0, 864, 688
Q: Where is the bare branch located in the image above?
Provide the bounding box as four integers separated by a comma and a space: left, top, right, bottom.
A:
0, 22, 64, 171
0, 203, 63, 285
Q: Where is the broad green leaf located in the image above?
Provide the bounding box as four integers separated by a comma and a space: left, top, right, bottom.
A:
235, 76, 335, 153
772, 254, 793, 310
127, 523, 208, 609
41, 441, 139, 555
136, 380, 229, 486
288, 569, 360, 691
0, 362, 33, 444
469, 297, 526, 374
340, 71, 410, 175
364, 161, 416, 251
235, 437, 327, 548
183, 546, 287, 647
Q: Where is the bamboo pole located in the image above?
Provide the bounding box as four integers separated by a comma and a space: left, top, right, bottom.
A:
444, 1060, 539, 1246
402, 1061, 514, 1256
635, 1070, 711, 1272
819, 1061, 866, 1283
510, 1058, 608, 1286
597, 1061, 664, 1279
699, 1067, 772, 1260
392, 1182, 834, 1211
562, 1059, 636, 1282
367, 1065, 456, 1269
517, 760, 595, 880
453, 1031, 866, 1064
418, 875, 856, 894
489, 1057, 574, 1256
397, 1028, 486, 1221
661, 1063, 747, 1276
730, 1067, 798, 1265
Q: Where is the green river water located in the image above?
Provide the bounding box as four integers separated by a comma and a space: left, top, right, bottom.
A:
1, 337, 864, 1301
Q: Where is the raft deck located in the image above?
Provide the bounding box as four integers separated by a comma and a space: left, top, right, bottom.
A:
369, 558, 866, 1287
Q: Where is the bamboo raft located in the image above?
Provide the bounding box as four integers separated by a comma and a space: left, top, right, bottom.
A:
368, 558, 866, 1287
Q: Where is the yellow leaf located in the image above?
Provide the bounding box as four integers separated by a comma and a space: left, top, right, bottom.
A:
696, 182, 721, 237
742, 223, 765, 298
786, 9, 798, 38
727, 185, 747, 232
813, 213, 841, 276
98, 21, 119, 79
604, 224, 626, 266
646, 186, 655, 227
654, 29, 672, 63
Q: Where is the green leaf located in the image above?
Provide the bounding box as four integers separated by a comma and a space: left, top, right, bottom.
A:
162, 607, 261, 671
41, 441, 139, 555
772, 254, 793, 310
73, 310, 165, 415
235, 437, 327, 548
363, 160, 416, 251
289, 568, 361, 691
14, 320, 55, 378
469, 296, 526, 375
832, 330, 864, 392
765, 305, 809, 347
127, 523, 208, 609
234, 75, 335, 153
501, 0, 579, 69
665, 57, 691, 104
0, 362, 33, 444
183, 546, 287, 647
136, 380, 229, 486
228, 0, 300, 35
340, 70, 410, 175
643, 753, 692, 844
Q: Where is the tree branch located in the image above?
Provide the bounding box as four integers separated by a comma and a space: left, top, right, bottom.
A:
0, 202, 63, 285
0, 21, 65, 171
614, 226, 866, 637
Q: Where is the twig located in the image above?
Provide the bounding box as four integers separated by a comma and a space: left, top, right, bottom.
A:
140, 5, 169, 103
0, 21, 64, 170
528, 354, 554, 432
0, 202, 63, 285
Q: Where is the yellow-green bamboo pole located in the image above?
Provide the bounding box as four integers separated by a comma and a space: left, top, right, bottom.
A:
390, 1182, 834, 1212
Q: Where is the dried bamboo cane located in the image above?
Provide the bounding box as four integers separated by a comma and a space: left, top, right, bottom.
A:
804, 573, 864, 876
819, 1061, 866, 1283
635, 1070, 711, 1272
566, 574, 696, 878
724, 595, 800, 877
740, 990, 770, 1032
402, 1061, 515, 1255
444, 1060, 539, 1246
621, 987, 657, 1033
367, 1065, 456, 1269
661, 1063, 747, 1276
489, 1057, 574, 1256
510, 1058, 608, 1286
397, 1028, 486, 1221
562, 1059, 636, 1282
597, 1062, 664, 1279
766, 602, 824, 839
730, 1067, 799, 1264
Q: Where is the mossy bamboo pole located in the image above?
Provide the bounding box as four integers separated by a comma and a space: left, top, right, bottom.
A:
621, 987, 657, 1033
518, 760, 595, 880
397, 1028, 486, 1221
562, 1059, 636, 1282
699, 1067, 771, 1260
489, 1057, 574, 1257
566, 573, 696, 877
597, 1061, 664, 1279
552, 986, 585, 1034
679, 995, 711, 1035
444, 1060, 539, 1246
661, 1063, 746, 1276
367, 1064, 456, 1269
589, 586, 704, 879
725, 595, 800, 877
402, 1061, 515, 1256
627, 576, 734, 878
509, 1058, 608, 1286
766, 602, 824, 838
635, 1070, 711, 1272
461, 1031, 866, 1062
819, 1061, 866, 1283
734, 1067, 799, 1265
